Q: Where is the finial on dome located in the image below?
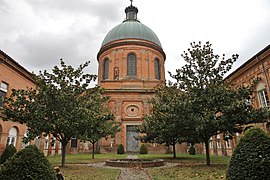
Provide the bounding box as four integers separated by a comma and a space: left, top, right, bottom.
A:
125, 0, 138, 21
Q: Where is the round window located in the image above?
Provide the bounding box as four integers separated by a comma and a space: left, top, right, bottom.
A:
126, 105, 140, 116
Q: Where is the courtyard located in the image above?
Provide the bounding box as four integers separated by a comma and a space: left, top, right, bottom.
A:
48, 153, 229, 180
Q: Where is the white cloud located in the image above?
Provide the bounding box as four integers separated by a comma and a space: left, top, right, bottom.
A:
0, 0, 269, 82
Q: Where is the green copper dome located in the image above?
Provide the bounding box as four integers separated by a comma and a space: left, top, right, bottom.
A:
101, 4, 162, 48
101, 21, 162, 48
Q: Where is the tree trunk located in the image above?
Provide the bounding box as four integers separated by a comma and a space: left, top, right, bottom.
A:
92, 142, 95, 159
61, 143, 67, 167
204, 139, 211, 166
173, 144, 176, 159
95, 141, 100, 154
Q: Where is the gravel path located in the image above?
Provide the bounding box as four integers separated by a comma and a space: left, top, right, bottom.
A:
87, 162, 178, 180
117, 168, 151, 180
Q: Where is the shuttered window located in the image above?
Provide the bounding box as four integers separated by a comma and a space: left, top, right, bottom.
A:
103, 58, 109, 80
154, 58, 161, 80
127, 54, 136, 77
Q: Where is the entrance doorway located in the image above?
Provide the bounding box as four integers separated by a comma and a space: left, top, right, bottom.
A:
126, 125, 139, 152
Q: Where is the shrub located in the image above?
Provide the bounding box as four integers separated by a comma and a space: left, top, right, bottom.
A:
0, 144, 17, 164
140, 144, 148, 154
1, 145, 56, 180
227, 128, 270, 180
117, 144, 125, 154
188, 146, 196, 155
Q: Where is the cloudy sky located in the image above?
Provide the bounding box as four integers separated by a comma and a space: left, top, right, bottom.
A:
1, 0, 270, 83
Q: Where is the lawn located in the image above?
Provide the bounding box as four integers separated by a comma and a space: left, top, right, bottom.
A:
48, 153, 230, 180
148, 164, 227, 180
142, 154, 229, 179
59, 165, 118, 180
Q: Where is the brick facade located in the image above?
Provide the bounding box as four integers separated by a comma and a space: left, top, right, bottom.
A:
0, 50, 35, 154
207, 44, 270, 156
97, 39, 167, 152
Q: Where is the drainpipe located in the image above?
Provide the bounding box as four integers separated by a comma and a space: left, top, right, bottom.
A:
257, 56, 270, 92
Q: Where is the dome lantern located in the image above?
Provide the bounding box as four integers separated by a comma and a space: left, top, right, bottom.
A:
98, 1, 166, 60
124, 0, 139, 21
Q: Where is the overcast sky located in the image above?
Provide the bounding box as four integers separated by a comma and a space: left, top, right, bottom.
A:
1, 0, 270, 83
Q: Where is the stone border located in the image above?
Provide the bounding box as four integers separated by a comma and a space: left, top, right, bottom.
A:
105, 159, 165, 168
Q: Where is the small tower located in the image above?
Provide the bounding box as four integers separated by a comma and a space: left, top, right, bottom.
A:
97, 1, 166, 153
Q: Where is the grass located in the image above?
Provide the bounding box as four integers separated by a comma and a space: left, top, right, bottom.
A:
60, 165, 118, 180
141, 154, 229, 179
148, 164, 227, 180
48, 153, 230, 180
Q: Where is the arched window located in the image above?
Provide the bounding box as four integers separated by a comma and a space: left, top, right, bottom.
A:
103, 58, 109, 80
7, 127, 17, 147
154, 58, 161, 80
257, 82, 269, 108
127, 54, 137, 77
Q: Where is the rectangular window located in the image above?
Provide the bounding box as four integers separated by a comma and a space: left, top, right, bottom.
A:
0, 82, 8, 107
217, 139, 221, 149
35, 137, 41, 149
58, 141, 62, 149
209, 137, 213, 148
71, 137, 77, 148
52, 138, 56, 149
44, 140, 49, 149
154, 59, 161, 80
103, 59, 109, 80
226, 139, 231, 148
257, 89, 269, 107
127, 54, 137, 77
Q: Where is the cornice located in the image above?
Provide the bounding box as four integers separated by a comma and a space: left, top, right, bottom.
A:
97, 40, 166, 61
0, 50, 35, 84
225, 44, 270, 82
104, 88, 155, 93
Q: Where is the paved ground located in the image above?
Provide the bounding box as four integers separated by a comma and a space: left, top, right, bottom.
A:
87, 160, 178, 180
117, 168, 151, 180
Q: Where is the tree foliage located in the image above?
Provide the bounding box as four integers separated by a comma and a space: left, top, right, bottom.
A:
2, 59, 105, 167
0, 144, 17, 164
169, 42, 269, 165
227, 128, 270, 180
117, 144, 125, 154
78, 87, 120, 159
139, 84, 196, 158
139, 144, 148, 154
0, 145, 55, 180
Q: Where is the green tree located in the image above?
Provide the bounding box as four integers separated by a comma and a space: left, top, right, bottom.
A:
0, 145, 55, 180
227, 128, 270, 180
117, 144, 125, 154
79, 87, 120, 159
0, 144, 17, 164
3, 59, 97, 167
139, 84, 195, 158
139, 144, 148, 154
170, 42, 269, 165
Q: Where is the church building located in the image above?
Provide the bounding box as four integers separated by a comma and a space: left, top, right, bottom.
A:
0, 1, 269, 156
97, 2, 166, 153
